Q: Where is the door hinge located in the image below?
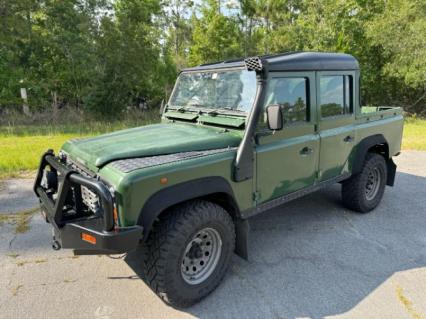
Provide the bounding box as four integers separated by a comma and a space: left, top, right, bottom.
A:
253, 191, 261, 203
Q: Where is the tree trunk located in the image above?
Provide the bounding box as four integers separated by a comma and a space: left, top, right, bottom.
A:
52, 91, 58, 122
20, 88, 31, 116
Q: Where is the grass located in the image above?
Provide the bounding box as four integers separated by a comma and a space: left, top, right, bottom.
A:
0, 116, 424, 180
0, 113, 159, 179
0, 134, 89, 179
402, 117, 426, 151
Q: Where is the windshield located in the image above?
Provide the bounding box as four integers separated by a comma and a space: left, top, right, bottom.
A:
169, 69, 257, 113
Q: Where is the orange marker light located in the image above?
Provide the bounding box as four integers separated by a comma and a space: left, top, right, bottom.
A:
160, 177, 168, 185
113, 207, 119, 225
81, 233, 97, 245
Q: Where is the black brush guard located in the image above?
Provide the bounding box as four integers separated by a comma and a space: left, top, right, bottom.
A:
34, 150, 143, 255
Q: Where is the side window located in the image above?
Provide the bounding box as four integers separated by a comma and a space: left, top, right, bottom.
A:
320, 75, 353, 118
264, 77, 309, 123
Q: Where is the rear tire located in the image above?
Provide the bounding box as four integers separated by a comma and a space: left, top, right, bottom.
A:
342, 153, 387, 213
140, 200, 235, 307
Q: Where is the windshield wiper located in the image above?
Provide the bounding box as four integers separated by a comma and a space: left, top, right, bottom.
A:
207, 110, 219, 116
204, 107, 247, 116
167, 106, 197, 113
170, 105, 247, 116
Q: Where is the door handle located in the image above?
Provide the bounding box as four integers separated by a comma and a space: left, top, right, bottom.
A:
300, 147, 313, 156
343, 135, 354, 143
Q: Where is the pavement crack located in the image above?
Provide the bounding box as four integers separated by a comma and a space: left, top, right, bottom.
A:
9, 233, 17, 249
342, 211, 388, 250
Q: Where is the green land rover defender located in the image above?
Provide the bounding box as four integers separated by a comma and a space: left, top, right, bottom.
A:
34, 52, 403, 307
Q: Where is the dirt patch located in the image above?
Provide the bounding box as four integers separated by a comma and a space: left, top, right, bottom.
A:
0, 207, 39, 234
13, 255, 79, 267
16, 258, 48, 267
63, 279, 77, 283
395, 285, 423, 319
10, 284, 23, 296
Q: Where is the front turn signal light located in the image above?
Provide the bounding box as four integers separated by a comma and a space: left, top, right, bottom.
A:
81, 233, 97, 245
113, 206, 119, 226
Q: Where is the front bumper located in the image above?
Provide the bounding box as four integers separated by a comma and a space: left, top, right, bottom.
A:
34, 150, 143, 255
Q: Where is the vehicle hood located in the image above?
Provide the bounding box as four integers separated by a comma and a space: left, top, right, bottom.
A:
61, 123, 242, 171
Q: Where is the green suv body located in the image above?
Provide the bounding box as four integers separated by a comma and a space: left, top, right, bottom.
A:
34, 52, 403, 307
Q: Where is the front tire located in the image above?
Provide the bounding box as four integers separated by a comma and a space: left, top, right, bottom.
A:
140, 200, 235, 307
342, 153, 388, 213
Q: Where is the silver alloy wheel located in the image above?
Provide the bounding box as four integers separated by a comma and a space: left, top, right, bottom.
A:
181, 227, 222, 285
365, 167, 381, 200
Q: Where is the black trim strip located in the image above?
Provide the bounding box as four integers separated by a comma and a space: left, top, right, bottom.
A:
241, 173, 351, 219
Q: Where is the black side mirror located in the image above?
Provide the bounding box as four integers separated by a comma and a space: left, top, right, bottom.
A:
266, 105, 283, 130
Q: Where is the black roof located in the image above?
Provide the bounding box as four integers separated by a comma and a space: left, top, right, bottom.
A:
182, 51, 359, 72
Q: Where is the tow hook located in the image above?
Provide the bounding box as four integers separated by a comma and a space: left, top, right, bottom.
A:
52, 240, 61, 251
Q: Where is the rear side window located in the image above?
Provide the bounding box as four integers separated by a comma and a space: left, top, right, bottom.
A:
320, 75, 353, 117
264, 77, 309, 123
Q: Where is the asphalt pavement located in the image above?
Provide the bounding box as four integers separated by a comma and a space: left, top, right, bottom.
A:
0, 151, 425, 319
0, 179, 38, 214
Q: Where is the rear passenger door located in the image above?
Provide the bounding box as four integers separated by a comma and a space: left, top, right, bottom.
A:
255, 72, 319, 203
317, 71, 356, 181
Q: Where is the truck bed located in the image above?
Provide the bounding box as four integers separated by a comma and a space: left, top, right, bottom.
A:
355, 106, 404, 157
358, 106, 403, 122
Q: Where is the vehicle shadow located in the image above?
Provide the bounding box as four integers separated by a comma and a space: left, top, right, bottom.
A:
125, 171, 426, 319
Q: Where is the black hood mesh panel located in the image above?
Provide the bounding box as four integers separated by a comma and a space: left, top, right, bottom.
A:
109, 147, 236, 173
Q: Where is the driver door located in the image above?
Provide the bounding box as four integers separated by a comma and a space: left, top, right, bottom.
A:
255, 72, 319, 204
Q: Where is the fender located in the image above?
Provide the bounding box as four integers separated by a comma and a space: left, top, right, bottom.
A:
352, 134, 396, 186
137, 176, 250, 259
137, 176, 236, 234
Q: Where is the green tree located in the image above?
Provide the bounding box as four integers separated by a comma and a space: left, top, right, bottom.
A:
263, 0, 388, 105
163, 0, 194, 69
0, 0, 109, 112
86, 0, 170, 115
367, 0, 426, 113
188, 0, 243, 66
35, 0, 104, 110
0, 0, 41, 108
1, 0, 425, 117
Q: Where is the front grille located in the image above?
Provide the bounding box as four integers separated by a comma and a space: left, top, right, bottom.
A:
65, 157, 100, 213
81, 186, 100, 213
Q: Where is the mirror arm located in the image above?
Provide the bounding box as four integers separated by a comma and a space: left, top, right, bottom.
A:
159, 99, 166, 116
